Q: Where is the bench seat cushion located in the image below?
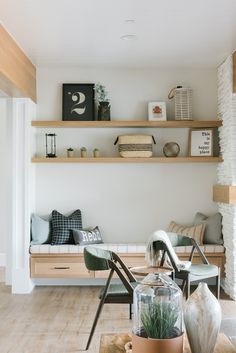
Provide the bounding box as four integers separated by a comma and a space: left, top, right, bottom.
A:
30, 243, 225, 255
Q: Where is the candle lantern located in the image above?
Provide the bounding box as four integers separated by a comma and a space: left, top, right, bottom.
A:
45, 133, 57, 158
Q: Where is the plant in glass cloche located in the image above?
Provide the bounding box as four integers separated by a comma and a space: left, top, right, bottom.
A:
94, 83, 110, 121
132, 273, 183, 353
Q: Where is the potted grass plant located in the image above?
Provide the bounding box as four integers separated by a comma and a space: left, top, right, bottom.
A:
132, 273, 183, 353
141, 302, 181, 339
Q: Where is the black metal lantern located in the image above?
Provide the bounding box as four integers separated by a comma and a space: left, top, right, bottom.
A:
45, 133, 57, 158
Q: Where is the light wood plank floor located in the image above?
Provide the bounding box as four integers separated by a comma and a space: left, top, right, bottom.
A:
0, 280, 236, 353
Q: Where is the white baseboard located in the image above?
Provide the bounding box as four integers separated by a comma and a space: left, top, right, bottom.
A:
0, 253, 6, 267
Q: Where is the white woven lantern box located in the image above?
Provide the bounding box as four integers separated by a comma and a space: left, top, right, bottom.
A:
169, 86, 193, 121
174, 87, 193, 120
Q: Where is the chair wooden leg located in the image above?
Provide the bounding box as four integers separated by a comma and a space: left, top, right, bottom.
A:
86, 269, 114, 350
186, 276, 190, 300
86, 298, 105, 350
129, 304, 132, 320
216, 269, 221, 300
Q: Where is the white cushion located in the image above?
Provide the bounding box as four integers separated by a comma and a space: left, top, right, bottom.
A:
29, 243, 224, 254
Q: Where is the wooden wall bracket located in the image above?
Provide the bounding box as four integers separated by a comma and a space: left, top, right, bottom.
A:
213, 184, 236, 204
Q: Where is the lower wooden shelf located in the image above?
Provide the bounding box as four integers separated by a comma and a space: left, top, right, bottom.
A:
31, 156, 223, 164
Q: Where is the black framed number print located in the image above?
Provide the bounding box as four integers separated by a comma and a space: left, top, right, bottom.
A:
62, 83, 95, 121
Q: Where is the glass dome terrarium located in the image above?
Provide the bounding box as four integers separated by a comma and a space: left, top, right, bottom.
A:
132, 273, 183, 353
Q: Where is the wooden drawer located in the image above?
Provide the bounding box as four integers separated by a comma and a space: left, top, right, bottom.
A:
30, 255, 94, 278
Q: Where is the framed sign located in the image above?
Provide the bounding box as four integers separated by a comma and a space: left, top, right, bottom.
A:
148, 102, 167, 121
189, 128, 213, 156
62, 83, 95, 121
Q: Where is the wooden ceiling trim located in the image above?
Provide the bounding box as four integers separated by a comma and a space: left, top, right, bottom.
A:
0, 24, 36, 102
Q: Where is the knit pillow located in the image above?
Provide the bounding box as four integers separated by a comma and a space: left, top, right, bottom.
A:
51, 209, 82, 245
193, 212, 223, 244
72, 226, 103, 245
167, 221, 206, 245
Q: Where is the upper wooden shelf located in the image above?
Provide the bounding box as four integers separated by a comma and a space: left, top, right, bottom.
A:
31, 120, 222, 128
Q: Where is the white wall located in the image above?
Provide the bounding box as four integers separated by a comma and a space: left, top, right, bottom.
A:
0, 99, 7, 265
35, 66, 218, 243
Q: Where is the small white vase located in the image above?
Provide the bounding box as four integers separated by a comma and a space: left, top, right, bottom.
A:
184, 282, 221, 353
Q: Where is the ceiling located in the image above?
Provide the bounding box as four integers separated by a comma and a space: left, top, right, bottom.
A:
1, 0, 236, 69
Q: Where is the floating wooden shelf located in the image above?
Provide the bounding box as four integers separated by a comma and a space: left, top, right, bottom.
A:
31, 120, 223, 128
32, 156, 223, 164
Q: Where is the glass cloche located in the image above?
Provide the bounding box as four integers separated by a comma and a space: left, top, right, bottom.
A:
133, 273, 183, 341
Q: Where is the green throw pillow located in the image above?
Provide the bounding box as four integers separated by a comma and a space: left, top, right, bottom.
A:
193, 212, 223, 245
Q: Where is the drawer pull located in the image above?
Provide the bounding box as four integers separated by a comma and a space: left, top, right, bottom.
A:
53, 266, 70, 270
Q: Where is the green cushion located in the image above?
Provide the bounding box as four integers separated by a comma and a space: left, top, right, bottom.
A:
189, 264, 219, 276
99, 282, 139, 298
84, 246, 112, 271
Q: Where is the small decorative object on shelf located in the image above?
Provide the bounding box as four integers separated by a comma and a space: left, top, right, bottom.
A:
168, 86, 193, 120
148, 102, 167, 121
132, 273, 183, 353
80, 147, 87, 158
62, 83, 95, 121
184, 282, 222, 353
67, 148, 74, 158
45, 133, 57, 158
163, 142, 180, 157
93, 148, 100, 158
114, 134, 156, 158
94, 82, 110, 121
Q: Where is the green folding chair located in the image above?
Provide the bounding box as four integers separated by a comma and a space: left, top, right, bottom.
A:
153, 234, 220, 299
83, 246, 138, 350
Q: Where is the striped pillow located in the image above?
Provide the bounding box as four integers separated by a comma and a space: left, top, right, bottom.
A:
167, 221, 206, 245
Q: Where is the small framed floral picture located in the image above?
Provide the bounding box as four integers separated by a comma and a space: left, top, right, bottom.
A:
62, 83, 95, 121
148, 102, 167, 121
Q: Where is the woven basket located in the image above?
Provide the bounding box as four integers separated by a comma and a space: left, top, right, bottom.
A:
114, 134, 156, 158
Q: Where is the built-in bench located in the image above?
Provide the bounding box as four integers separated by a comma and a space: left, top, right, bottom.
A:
30, 243, 225, 279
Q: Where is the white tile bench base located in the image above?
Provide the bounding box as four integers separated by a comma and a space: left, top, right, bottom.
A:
30, 244, 225, 279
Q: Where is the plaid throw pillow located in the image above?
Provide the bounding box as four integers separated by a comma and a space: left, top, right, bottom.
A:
51, 209, 82, 245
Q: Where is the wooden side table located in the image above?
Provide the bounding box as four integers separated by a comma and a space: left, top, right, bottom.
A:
130, 265, 173, 277
99, 333, 236, 353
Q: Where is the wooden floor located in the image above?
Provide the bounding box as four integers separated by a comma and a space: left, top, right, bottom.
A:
0, 280, 236, 353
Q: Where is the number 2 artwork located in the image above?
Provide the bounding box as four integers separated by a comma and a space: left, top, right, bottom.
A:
62, 83, 95, 121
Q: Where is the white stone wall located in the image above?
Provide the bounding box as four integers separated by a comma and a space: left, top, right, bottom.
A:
217, 55, 236, 299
